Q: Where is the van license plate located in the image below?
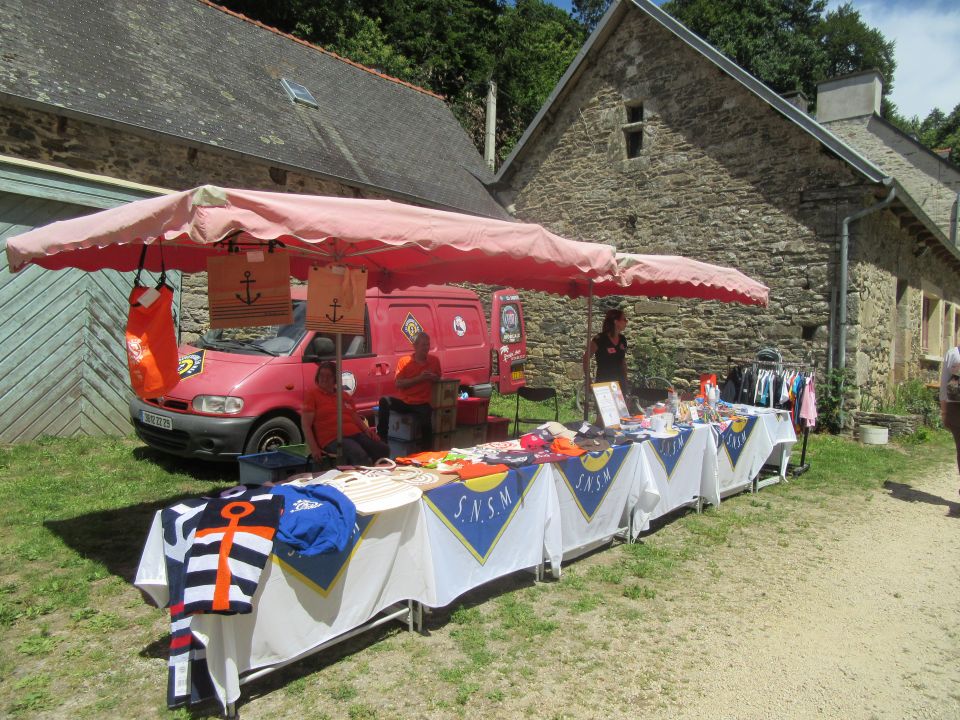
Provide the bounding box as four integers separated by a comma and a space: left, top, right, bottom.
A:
141, 410, 173, 431
511, 369, 524, 381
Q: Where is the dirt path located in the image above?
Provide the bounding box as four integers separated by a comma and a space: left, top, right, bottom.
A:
656, 463, 960, 720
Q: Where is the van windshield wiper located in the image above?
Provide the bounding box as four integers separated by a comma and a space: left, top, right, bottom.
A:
199, 338, 279, 356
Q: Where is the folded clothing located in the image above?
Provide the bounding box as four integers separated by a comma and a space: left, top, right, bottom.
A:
271, 484, 357, 556
550, 437, 586, 456
456, 461, 510, 480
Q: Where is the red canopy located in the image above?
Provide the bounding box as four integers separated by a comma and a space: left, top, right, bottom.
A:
596, 253, 768, 306
5, 185, 617, 296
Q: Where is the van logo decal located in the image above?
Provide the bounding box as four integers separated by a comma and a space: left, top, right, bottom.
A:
178, 351, 205, 380
401, 313, 423, 344
453, 315, 467, 337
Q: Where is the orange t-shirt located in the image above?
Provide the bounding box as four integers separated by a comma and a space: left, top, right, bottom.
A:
395, 353, 442, 405
304, 387, 363, 447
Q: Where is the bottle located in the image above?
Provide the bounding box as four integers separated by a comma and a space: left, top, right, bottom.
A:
707, 383, 719, 409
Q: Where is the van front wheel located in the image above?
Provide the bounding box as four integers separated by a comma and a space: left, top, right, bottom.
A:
244, 417, 301, 455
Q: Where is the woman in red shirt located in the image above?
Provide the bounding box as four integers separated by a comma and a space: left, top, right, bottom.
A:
303, 361, 389, 465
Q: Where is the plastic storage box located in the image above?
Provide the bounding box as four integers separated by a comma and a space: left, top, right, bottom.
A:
486, 415, 510, 442
238, 451, 309, 485
456, 397, 490, 425
388, 413, 422, 441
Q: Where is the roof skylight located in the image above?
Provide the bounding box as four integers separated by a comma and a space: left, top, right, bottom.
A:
280, 78, 318, 108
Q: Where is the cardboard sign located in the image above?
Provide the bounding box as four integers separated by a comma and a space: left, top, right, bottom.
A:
307, 265, 368, 335
591, 381, 630, 429
207, 251, 292, 328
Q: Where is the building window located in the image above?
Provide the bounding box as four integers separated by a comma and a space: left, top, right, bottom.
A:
921, 293, 942, 356
623, 102, 644, 159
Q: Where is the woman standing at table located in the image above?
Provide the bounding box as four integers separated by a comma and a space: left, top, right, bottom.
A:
583, 308, 630, 393
303, 361, 389, 465
940, 344, 960, 484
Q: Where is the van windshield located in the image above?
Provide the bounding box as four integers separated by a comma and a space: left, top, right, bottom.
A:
196, 301, 306, 356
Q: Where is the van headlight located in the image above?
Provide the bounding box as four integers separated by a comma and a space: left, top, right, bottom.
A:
192, 395, 244, 414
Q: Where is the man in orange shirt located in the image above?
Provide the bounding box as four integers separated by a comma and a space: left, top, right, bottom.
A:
377, 332, 441, 450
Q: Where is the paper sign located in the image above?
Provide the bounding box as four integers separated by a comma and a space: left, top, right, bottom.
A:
207, 251, 292, 328
591, 381, 630, 429
307, 265, 368, 334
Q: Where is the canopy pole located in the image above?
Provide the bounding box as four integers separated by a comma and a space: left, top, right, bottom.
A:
335, 332, 344, 465
584, 281, 593, 422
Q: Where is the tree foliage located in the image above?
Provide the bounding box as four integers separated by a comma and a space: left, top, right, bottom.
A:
222, 0, 956, 168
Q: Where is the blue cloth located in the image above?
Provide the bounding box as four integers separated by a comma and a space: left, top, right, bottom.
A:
270, 484, 357, 556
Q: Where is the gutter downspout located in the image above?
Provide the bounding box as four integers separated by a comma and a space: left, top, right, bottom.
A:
837, 182, 897, 371
952, 191, 959, 248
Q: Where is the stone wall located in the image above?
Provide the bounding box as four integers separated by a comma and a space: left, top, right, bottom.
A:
0, 102, 384, 339
849, 208, 960, 407
852, 411, 922, 437
501, 9, 871, 393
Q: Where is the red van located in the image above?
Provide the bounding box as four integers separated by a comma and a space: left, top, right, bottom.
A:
130, 285, 526, 460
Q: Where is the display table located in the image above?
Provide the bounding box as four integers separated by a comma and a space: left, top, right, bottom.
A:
716, 409, 797, 496
551, 444, 660, 560
635, 423, 718, 531
135, 407, 797, 713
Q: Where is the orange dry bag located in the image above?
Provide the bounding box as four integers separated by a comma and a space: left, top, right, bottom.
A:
126, 247, 179, 399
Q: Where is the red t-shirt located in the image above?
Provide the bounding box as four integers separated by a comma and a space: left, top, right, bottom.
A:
395, 353, 441, 405
303, 387, 363, 447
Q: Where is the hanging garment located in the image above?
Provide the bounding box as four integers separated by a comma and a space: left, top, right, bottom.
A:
721, 367, 742, 403
126, 283, 180, 399
800, 376, 818, 428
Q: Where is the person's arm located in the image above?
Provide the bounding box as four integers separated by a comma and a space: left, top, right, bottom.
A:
620, 355, 630, 393
301, 410, 323, 458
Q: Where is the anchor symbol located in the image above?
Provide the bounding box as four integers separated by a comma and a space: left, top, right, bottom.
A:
235, 271, 261, 305
326, 298, 342, 323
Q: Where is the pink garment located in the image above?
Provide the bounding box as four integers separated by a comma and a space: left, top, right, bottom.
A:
799, 376, 817, 428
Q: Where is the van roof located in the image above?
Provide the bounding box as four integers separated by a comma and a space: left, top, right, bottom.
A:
290, 283, 479, 301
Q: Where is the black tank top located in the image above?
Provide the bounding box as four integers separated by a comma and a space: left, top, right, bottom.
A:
593, 333, 627, 384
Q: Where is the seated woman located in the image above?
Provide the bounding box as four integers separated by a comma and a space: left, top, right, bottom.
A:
302, 361, 390, 466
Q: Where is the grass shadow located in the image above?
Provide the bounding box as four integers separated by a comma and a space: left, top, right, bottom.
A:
883, 480, 960, 517
131, 445, 237, 482
43, 491, 222, 582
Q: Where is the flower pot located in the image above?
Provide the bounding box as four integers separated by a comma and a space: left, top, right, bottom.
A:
859, 424, 889, 445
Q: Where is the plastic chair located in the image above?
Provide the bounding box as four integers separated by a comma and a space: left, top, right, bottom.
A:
513, 386, 559, 437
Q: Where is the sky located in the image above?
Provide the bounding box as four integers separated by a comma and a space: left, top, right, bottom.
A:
545, 0, 960, 120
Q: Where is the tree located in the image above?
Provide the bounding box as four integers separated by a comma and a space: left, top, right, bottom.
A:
493, 0, 586, 160
662, 0, 829, 96
816, 3, 896, 93
573, 0, 614, 32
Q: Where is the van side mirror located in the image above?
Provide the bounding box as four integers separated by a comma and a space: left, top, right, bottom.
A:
303, 335, 335, 362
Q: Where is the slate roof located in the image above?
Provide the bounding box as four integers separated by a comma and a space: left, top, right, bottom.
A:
0, 0, 508, 219
823, 115, 960, 238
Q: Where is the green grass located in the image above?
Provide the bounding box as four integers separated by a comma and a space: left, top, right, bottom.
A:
0, 429, 953, 717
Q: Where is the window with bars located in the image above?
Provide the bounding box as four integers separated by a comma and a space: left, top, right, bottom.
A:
623, 102, 644, 159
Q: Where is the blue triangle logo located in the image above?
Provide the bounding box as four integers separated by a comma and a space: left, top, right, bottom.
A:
648, 426, 694, 480
556, 446, 629, 521
423, 466, 541, 564
720, 416, 758, 469
272, 515, 376, 596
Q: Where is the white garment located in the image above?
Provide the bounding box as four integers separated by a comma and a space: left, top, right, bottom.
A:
939, 346, 960, 403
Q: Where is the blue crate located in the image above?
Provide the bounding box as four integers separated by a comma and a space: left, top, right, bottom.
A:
238, 451, 309, 486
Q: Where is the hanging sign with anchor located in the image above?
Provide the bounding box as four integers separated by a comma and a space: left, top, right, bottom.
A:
306, 265, 368, 334
207, 250, 292, 328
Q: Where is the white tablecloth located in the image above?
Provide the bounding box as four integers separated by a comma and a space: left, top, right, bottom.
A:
716, 410, 797, 496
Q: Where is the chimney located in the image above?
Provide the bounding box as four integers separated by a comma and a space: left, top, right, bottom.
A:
816, 70, 883, 123
781, 90, 809, 114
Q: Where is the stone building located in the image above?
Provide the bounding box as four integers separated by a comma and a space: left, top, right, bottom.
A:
493, 0, 960, 410
0, 0, 502, 440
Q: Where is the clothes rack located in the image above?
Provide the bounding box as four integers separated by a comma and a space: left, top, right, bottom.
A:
725, 355, 815, 478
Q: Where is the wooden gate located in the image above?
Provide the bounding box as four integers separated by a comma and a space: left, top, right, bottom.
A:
0, 161, 178, 442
